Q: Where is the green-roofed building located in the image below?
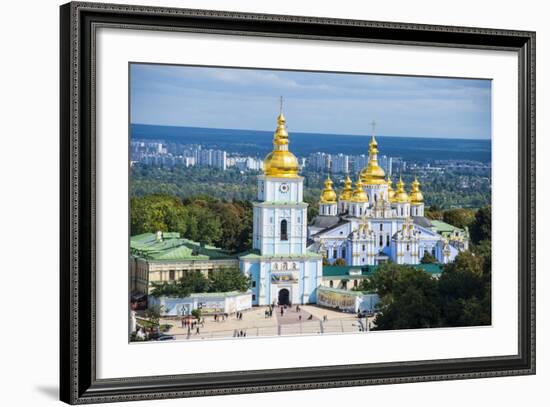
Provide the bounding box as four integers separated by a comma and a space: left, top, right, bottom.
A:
130, 231, 238, 296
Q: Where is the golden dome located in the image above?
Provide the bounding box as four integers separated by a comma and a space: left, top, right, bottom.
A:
360, 133, 386, 185
263, 113, 299, 178
351, 179, 369, 203
410, 177, 424, 204
320, 176, 337, 204
339, 174, 354, 201
387, 176, 396, 202
394, 177, 410, 203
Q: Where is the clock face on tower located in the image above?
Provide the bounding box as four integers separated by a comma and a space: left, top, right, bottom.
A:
279, 183, 289, 193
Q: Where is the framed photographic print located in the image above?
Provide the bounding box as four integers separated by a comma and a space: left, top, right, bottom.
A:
60, 1, 536, 404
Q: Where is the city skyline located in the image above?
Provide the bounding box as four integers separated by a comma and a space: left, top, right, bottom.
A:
130, 63, 492, 140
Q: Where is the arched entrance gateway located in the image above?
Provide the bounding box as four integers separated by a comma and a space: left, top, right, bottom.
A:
278, 288, 290, 305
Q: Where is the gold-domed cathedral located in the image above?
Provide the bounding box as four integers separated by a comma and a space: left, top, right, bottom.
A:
308, 121, 469, 267
239, 106, 322, 307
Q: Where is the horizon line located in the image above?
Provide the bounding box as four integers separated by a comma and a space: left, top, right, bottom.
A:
130, 122, 492, 142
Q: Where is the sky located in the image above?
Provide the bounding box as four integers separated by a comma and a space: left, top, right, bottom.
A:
130, 63, 492, 139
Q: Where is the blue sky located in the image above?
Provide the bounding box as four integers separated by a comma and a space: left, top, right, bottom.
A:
130, 64, 491, 139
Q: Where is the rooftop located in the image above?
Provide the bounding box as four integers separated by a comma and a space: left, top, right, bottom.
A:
130, 232, 235, 261
430, 220, 462, 233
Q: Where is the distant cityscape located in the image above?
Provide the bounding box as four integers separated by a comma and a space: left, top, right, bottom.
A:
131, 139, 491, 177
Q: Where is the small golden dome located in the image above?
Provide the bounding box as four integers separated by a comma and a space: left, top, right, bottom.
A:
351, 180, 369, 203
360, 134, 386, 185
387, 176, 396, 202
394, 177, 410, 203
410, 177, 424, 204
263, 113, 299, 178
320, 176, 337, 204
339, 174, 354, 201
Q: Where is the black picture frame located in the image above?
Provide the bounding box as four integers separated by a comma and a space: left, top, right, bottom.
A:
60, 2, 536, 404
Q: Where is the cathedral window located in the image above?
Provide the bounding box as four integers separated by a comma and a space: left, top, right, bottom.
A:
329, 280, 334, 288
354, 280, 358, 288
342, 247, 346, 259
169, 270, 175, 281
379, 235, 383, 247
280, 219, 288, 240
362, 244, 366, 251
380, 223, 383, 231
406, 244, 410, 251
251, 281, 256, 288
386, 235, 390, 246
333, 249, 338, 259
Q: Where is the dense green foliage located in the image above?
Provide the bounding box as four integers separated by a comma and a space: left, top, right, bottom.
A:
130, 165, 491, 210
150, 269, 250, 298
442, 208, 476, 229
360, 245, 491, 330
131, 194, 252, 252
360, 206, 492, 330
420, 251, 438, 264
469, 205, 492, 245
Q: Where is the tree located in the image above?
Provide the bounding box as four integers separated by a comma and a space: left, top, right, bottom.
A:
369, 265, 441, 330
333, 258, 346, 266
144, 304, 163, 327
470, 205, 491, 245
130, 195, 253, 253
208, 268, 250, 293
130, 194, 187, 236
424, 205, 443, 220
443, 208, 475, 229
438, 251, 490, 327
420, 251, 437, 264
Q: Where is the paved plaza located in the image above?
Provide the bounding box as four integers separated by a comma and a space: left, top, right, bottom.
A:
158, 306, 376, 341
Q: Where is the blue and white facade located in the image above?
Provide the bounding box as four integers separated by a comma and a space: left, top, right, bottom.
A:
239, 113, 323, 306
240, 112, 468, 307
309, 131, 469, 267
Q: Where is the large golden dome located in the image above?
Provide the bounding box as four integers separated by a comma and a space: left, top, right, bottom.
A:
339, 174, 354, 201
360, 134, 386, 185
351, 180, 369, 203
410, 177, 424, 204
320, 176, 337, 203
394, 177, 410, 203
263, 113, 299, 178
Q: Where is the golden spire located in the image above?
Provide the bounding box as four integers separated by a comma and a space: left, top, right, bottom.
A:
394, 176, 410, 203
387, 176, 396, 202
351, 179, 369, 203
360, 120, 386, 185
263, 98, 299, 178
410, 176, 424, 204
320, 175, 337, 204
339, 174, 354, 201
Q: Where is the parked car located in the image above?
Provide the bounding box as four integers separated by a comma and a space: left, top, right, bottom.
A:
150, 331, 175, 341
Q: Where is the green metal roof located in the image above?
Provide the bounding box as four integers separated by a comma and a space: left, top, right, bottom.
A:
322, 263, 444, 278
430, 220, 461, 233
130, 232, 235, 261
239, 250, 322, 260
